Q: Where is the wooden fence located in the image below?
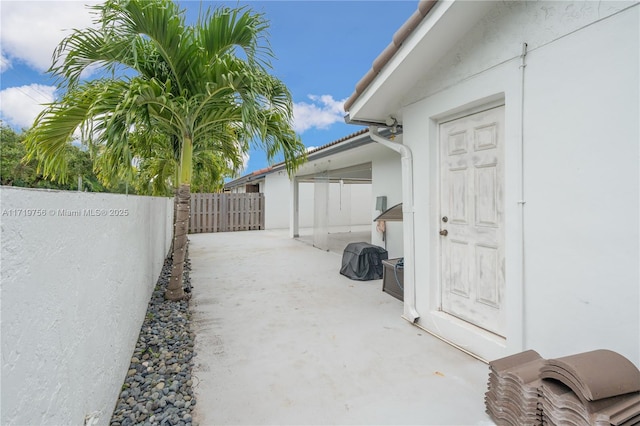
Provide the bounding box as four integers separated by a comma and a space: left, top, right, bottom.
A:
189, 193, 265, 233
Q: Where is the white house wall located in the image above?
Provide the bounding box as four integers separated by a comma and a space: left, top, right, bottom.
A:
350, 184, 373, 225
264, 171, 290, 229
299, 182, 315, 228
405, 1, 633, 106
299, 182, 372, 230
400, 2, 639, 364
328, 183, 372, 232
265, 170, 373, 231
522, 6, 639, 365
371, 147, 404, 259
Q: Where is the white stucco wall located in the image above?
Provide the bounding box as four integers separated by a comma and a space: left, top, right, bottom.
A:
0, 187, 173, 425
349, 184, 373, 226
522, 5, 639, 365
328, 182, 372, 232
371, 147, 404, 259
266, 172, 373, 231
264, 174, 314, 230
298, 182, 315, 228
408, 1, 633, 104
229, 186, 246, 193
264, 171, 291, 229
399, 2, 639, 364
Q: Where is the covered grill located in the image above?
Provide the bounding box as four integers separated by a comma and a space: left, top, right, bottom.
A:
339, 242, 388, 281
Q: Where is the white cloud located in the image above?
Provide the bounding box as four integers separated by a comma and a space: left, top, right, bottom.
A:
293, 94, 347, 134
0, 52, 10, 73
0, 84, 56, 129
0, 1, 99, 72
227, 150, 250, 176
241, 152, 250, 172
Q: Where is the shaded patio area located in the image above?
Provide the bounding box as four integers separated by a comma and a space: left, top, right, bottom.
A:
189, 230, 494, 425
295, 225, 372, 255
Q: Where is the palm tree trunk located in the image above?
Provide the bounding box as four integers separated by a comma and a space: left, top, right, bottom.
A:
168, 188, 178, 254
165, 183, 190, 300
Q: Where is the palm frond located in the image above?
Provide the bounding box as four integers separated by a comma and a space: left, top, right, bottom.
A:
198, 6, 273, 69
30, 0, 306, 190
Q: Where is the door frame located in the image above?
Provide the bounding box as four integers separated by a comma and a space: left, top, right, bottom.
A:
428, 99, 510, 362
402, 63, 525, 362
437, 104, 506, 336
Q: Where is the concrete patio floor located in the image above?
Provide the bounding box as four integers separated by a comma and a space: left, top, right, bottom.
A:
189, 230, 495, 426
295, 226, 372, 255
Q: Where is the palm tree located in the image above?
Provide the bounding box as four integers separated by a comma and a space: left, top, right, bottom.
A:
131, 128, 241, 197
24, 0, 306, 300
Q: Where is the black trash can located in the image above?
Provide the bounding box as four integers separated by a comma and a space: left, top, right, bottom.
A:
339, 242, 388, 281
382, 258, 404, 301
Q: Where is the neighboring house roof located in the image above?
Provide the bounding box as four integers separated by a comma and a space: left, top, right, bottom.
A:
305, 128, 368, 157
224, 128, 371, 190
343, 0, 437, 114
224, 166, 272, 190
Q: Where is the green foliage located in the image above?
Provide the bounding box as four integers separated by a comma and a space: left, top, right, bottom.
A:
0, 123, 119, 192
1, 124, 35, 187
22, 0, 307, 300
24, 0, 307, 196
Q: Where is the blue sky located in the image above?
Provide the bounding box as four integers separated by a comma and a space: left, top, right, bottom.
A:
0, 0, 417, 174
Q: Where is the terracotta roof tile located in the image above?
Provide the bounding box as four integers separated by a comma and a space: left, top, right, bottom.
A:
485, 349, 640, 426
305, 128, 368, 156
540, 350, 640, 401
344, 0, 438, 113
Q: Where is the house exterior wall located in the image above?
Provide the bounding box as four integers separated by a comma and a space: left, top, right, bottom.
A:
229, 185, 246, 193
298, 182, 315, 228
328, 183, 372, 232
264, 171, 291, 229
350, 184, 373, 225
522, 6, 638, 365
371, 146, 404, 259
400, 2, 639, 364
266, 170, 373, 231
227, 180, 264, 194
0, 187, 173, 425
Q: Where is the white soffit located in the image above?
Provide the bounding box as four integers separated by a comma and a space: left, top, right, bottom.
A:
348, 0, 494, 123
294, 143, 391, 179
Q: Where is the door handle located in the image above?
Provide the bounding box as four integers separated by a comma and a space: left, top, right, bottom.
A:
439, 229, 448, 236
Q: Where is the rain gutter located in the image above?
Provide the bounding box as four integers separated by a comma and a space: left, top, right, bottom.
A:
273, 127, 397, 173
369, 126, 420, 323
343, 115, 403, 132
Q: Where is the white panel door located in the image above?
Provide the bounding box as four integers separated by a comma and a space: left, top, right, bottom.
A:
439, 106, 505, 336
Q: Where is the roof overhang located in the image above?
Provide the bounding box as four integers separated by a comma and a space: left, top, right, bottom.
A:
224, 168, 271, 189
291, 128, 399, 182
225, 128, 398, 190
296, 163, 373, 184
373, 203, 403, 222
346, 0, 494, 124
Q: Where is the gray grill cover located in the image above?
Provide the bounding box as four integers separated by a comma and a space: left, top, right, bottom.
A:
340, 242, 388, 280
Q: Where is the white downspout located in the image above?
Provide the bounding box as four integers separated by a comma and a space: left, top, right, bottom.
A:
369, 126, 420, 322
519, 43, 528, 348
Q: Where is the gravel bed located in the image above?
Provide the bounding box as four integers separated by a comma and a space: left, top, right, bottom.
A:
110, 252, 196, 426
